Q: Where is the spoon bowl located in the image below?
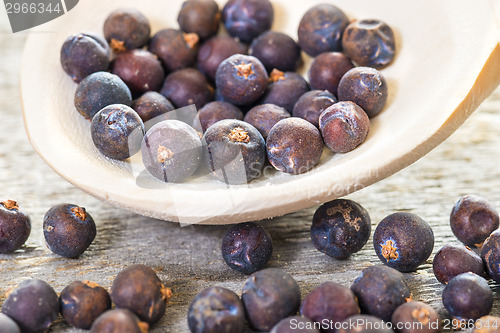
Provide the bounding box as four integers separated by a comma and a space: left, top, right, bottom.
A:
21, 0, 500, 224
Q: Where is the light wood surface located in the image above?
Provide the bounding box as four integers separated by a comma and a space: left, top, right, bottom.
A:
2, 1, 500, 332
21, 0, 500, 224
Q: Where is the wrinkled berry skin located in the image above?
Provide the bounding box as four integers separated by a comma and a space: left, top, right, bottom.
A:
450, 194, 499, 248
216, 54, 268, 106
442, 272, 493, 320
187, 287, 245, 333
161, 68, 214, 110
300, 282, 360, 333
222, 0, 274, 43
391, 301, 440, 333
249, 31, 301, 72
221, 222, 273, 275
311, 199, 371, 259
74, 71, 132, 119
1, 279, 59, 333
91, 104, 145, 160
373, 212, 434, 272
260, 70, 310, 113
60, 32, 110, 83
0, 200, 31, 253
242, 268, 301, 331
298, 4, 349, 57
141, 120, 202, 183
132, 91, 175, 128
481, 229, 500, 283
178, 0, 220, 40
309, 52, 354, 96
433, 244, 487, 284
271, 316, 320, 333
110, 264, 172, 325
339, 315, 394, 333
342, 19, 396, 69
194, 101, 244, 133
338, 67, 388, 118
43, 203, 96, 258
103, 8, 150, 52
203, 119, 266, 184
111, 49, 164, 97
197, 36, 247, 81
244, 104, 291, 139
292, 90, 337, 128
0, 313, 21, 333
266, 117, 324, 175
350, 265, 411, 322
319, 101, 370, 153
90, 309, 148, 333
60, 281, 112, 329
149, 29, 200, 73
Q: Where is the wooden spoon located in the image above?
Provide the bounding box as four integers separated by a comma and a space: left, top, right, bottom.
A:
21, 0, 500, 224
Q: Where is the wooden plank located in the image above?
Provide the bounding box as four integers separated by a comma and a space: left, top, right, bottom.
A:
2, 22, 500, 333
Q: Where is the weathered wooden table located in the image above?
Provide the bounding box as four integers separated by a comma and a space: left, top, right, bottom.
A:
2, 18, 500, 333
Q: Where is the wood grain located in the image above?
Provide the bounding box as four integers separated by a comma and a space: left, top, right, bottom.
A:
3, 9, 500, 333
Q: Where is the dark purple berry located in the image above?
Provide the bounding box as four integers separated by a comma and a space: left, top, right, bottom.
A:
242, 268, 301, 331
249, 31, 301, 72
203, 119, 266, 184
339, 315, 395, 333
259, 69, 310, 113
222, 0, 274, 43
132, 91, 175, 129
433, 244, 487, 284
373, 212, 434, 272
193, 101, 244, 133
43, 203, 96, 258
266, 117, 323, 175
74, 71, 132, 119
103, 8, 150, 53
311, 199, 371, 259
292, 90, 337, 128
244, 104, 291, 139
60, 280, 112, 329
338, 67, 388, 118
319, 101, 370, 153
350, 265, 412, 322
342, 19, 396, 69
187, 286, 245, 333
481, 229, 500, 283
0, 200, 30, 254
149, 29, 200, 73
197, 36, 247, 81
90, 309, 148, 333
178, 0, 220, 40
216, 54, 268, 106
221, 222, 273, 275
141, 120, 202, 183
110, 264, 172, 326
0, 313, 21, 333
111, 49, 164, 97
298, 4, 349, 57
91, 104, 145, 160
450, 194, 499, 248
442, 272, 492, 320
161, 68, 214, 110
300, 282, 360, 333
60, 32, 110, 83
309, 52, 354, 96
270, 316, 320, 333
1, 279, 59, 333
391, 301, 440, 333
